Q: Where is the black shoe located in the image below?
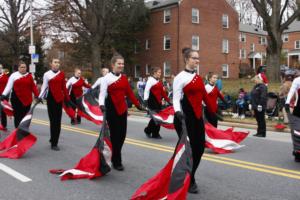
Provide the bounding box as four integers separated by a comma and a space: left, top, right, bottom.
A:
188, 182, 199, 194
113, 164, 124, 171
51, 145, 60, 151
253, 134, 265, 137
71, 120, 76, 125
152, 134, 162, 139
293, 151, 300, 162
144, 128, 151, 138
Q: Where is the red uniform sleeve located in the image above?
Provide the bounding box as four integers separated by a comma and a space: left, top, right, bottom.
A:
202, 85, 215, 113
62, 73, 70, 101
31, 76, 39, 97
83, 80, 91, 88
125, 78, 140, 108
161, 87, 170, 103
217, 89, 225, 102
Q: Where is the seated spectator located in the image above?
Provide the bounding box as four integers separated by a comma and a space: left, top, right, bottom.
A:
232, 88, 247, 119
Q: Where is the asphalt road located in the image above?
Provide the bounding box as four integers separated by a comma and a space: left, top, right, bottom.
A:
0, 106, 300, 200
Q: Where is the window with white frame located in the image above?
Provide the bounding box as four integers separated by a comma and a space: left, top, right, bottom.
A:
164, 35, 171, 50
192, 8, 199, 23
240, 49, 246, 59
145, 64, 151, 75
295, 40, 300, 49
135, 65, 141, 78
145, 39, 150, 50
250, 43, 255, 52
164, 61, 171, 77
239, 33, 246, 42
134, 40, 141, 54
222, 14, 229, 28
282, 34, 289, 43
259, 36, 267, 45
164, 9, 171, 23
222, 39, 229, 53
192, 35, 199, 50
222, 64, 229, 78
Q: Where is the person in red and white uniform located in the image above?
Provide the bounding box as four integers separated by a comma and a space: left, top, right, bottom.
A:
0, 64, 9, 130
257, 66, 269, 86
38, 58, 70, 151
1, 61, 39, 128
143, 67, 171, 139
66, 68, 91, 125
204, 73, 226, 127
173, 48, 214, 194
92, 68, 109, 90
99, 54, 142, 171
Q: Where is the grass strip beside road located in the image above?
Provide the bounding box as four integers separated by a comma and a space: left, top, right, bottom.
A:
32, 119, 300, 180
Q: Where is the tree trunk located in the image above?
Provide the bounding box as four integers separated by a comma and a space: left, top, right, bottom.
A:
266, 50, 281, 82
91, 42, 101, 82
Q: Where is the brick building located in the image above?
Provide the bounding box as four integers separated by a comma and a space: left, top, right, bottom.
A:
239, 19, 300, 72
132, 0, 240, 79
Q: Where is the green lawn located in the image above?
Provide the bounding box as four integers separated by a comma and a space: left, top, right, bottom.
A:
222, 78, 281, 96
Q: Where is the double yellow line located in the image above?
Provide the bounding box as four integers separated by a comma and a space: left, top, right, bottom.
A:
32, 119, 300, 180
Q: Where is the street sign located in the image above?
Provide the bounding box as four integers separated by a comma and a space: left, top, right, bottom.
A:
29, 63, 36, 73
31, 54, 39, 63
29, 45, 36, 54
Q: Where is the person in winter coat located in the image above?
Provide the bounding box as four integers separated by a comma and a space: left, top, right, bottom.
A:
250, 75, 268, 137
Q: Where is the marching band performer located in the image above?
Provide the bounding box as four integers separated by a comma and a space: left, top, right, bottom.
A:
144, 67, 171, 139
38, 58, 70, 151
66, 68, 91, 125
92, 68, 109, 90
1, 61, 39, 128
0, 64, 9, 130
173, 48, 214, 194
99, 54, 142, 171
205, 72, 226, 127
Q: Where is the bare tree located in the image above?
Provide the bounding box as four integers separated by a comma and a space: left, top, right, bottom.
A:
0, 0, 30, 64
251, 0, 300, 81
43, 0, 148, 81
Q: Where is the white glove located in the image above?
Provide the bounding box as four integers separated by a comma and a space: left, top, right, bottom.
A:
257, 105, 262, 112
248, 104, 252, 110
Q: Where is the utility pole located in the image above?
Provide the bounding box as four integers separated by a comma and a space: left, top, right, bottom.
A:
29, 0, 36, 76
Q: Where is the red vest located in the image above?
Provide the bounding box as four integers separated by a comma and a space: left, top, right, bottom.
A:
150, 82, 170, 104
0, 74, 8, 94
13, 74, 39, 106
48, 72, 69, 103
71, 78, 91, 98
107, 75, 139, 115
207, 86, 224, 113
183, 75, 213, 119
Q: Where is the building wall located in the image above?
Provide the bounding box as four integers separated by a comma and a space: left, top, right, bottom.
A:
133, 0, 240, 79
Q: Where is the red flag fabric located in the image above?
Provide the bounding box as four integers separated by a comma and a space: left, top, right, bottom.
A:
1, 100, 14, 117
131, 119, 192, 200
150, 106, 249, 154
49, 116, 112, 180
76, 89, 103, 125
63, 100, 76, 119
0, 103, 38, 159
204, 123, 249, 154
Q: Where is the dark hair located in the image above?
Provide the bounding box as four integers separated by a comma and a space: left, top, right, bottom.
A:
182, 47, 197, 64
239, 88, 245, 93
50, 58, 59, 63
111, 53, 124, 64
18, 60, 26, 67
207, 72, 218, 81
257, 66, 266, 74
150, 67, 161, 76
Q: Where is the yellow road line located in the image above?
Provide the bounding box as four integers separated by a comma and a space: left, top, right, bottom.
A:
32, 119, 300, 180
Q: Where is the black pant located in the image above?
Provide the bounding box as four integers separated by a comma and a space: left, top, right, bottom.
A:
106, 96, 127, 166
70, 92, 81, 123
47, 92, 63, 146
11, 92, 30, 128
174, 96, 206, 183
254, 109, 266, 136
204, 107, 218, 128
1, 111, 7, 128
145, 93, 162, 137
293, 99, 300, 118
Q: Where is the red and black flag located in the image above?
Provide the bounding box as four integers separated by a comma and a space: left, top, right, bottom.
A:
76, 88, 103, 125
131, 119, 192, 200
1, 100, 14, 117
0, 102, 38, 159
49, 114, 112, 180
149, 106, 175, 130
63, 100, 76, 119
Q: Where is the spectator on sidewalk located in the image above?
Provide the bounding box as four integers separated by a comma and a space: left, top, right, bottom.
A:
232, 88, 247, 119
251, 75, 268, 138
